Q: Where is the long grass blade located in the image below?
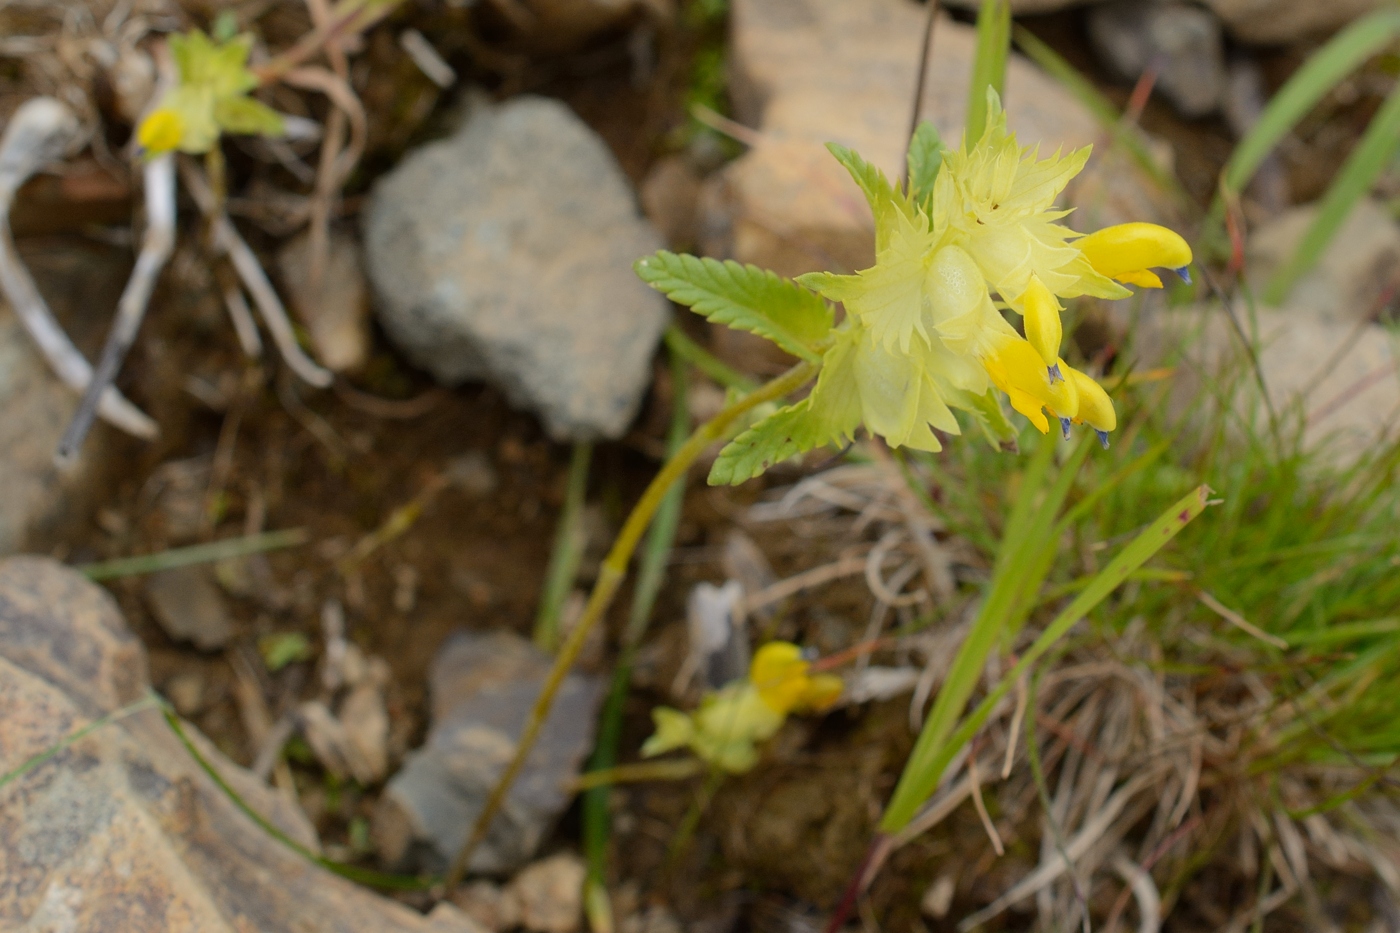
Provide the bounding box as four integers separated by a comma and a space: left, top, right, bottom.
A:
1264, 82, 1400, 303
534, 440, 594, 652
965, 0, 1011, 144
78, 528, 309, 581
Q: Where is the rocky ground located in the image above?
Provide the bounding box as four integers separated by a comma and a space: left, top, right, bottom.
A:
1, 0, 1398, 930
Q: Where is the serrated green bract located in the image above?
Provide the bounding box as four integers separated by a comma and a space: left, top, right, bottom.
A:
825, 143, 918, 251
709, 400, 823, 486
213, 96, 285, 138
958, 388, 1020, 452
906, 121, 945, 214
635, 252, 832, 362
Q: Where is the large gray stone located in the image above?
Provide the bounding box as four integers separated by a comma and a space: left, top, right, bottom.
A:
364, 96, 669, 441
1088, 0, 1226, 118
374, 630, 604, 876
709, 0, 1175, 281
0, 556, 483, 933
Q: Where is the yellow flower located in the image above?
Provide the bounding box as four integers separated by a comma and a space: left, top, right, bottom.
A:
640, 641, 842, 774
136, 29, 283, 155
1076, 222, 1194, 288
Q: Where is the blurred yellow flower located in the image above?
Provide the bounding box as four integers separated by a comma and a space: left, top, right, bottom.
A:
641, 641, 843, 774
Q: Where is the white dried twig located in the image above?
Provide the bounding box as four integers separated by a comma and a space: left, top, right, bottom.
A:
56, 153, 176, 462
0, 97, 156, 439
179, 159, 333, 387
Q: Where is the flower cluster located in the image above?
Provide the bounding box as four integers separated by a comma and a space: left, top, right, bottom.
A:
641, 642, 843, 774
798, 91, 1192, 451
137, 29, 284, 156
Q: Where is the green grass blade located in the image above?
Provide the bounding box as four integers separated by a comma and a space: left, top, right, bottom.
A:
582, 346, 691, 929
880, 485, 1211, 833
965, 0, 1011, 144
534, 441, 594, 652
1215, 9, 1400, 208
1264, 82, 1400, 304
77, 528, 309, 581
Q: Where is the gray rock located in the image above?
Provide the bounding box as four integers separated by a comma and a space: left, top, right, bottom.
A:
1088, 0, 1226, 118
143, 565, 235, 651
278, 230, 372, 373
374, 630, 604, 875
0, 556, 485, 933
1201, 0, 1388, 44
364, 96, 669, 441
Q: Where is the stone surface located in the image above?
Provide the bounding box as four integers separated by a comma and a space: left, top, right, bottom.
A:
640, 154, 704, 249
0, 556, 485, 933
515, 0, 642, 53
504, 853, 586, 933
1244, 199, 1400, 325
373, 630, 605, 875
1200, 0, 1388, 45
278, 230, 371, 373
142, 565, 235, 651
1088, 0, 1226, 118
364, 96, 669, 441
712, 0, 1174, 281
0, 241, 131, 554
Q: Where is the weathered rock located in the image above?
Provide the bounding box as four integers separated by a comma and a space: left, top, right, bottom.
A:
1244, 199, 1400, 324
1200, 0, 1388, 45
364, 96, 669, 441
503, 853, 586, 933
0, 239, 133, 554
712, 0, 1173, 281
373, 630, 605, 874
278, 230, 372, 373
1088, 0, 1226, 118
143, 565, 235, 651
0, 556, 485, 933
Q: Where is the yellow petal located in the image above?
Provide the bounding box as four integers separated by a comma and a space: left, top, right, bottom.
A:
1064, 366, 1117, 433
1018, 274, 1063, 368
641, 707, 695, 758
1076, 222, 1192, 285
1115, 269, 1164, 289
749, 642, 811, 714
137, 108, 185, 154
795, 673, 844, 712
982, 336, 1079, 434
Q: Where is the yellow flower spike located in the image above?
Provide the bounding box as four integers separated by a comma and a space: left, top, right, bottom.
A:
795, 673, 844, 713
1018, 275, 1064, 373
1060, 366, 1117, 448
137, 108, 185, 155
1076, 222, 1193, 289
981, 336, 1079, 434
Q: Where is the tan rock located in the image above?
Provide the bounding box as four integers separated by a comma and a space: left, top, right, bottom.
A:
1200, 0, 1387, 45
504, 853, 587, 933
1244, 198, 1400, 325
278, 230, 371, 373
0, 556, 485, 933
712, 0, 1173, 280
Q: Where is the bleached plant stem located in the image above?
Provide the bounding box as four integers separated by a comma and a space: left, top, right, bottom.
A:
0, 98, 156, 440
56, 154, 176, 462
179, 159, 332, 387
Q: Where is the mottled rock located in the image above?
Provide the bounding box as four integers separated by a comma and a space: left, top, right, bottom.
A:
1201, 0, 1388, 44
364, 96, 669, 441
143, 566, 235, 651
1245, 199, 1400, 324
373, 630, 605, 874
504, 853, 586, 933
1088, 0, 1226, 117
278, 230, 372, 373
713, 0, 1172, 281
0, 556, 485, 933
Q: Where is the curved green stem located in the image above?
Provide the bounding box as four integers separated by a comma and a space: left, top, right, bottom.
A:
443, 360, 817, 890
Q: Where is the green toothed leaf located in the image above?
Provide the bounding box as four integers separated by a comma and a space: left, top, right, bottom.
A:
906, 120, 945, 213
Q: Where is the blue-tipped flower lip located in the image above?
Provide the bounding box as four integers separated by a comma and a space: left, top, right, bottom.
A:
1059, 417, 1073, 440
1096, 429, 1111, 449
1173, 266, 1192, 285
1047, 362, 1063, 384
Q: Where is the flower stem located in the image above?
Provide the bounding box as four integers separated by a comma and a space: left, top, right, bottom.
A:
442, 360, 817, 890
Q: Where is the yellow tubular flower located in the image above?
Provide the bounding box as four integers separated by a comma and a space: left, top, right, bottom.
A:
981, 336, 1079, 435
1059, 366, 1117, 448
749, 642, 843, 715
1018, 275, 1064, 374
1076, 222, 1193, 289
137, 108, 185, 155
